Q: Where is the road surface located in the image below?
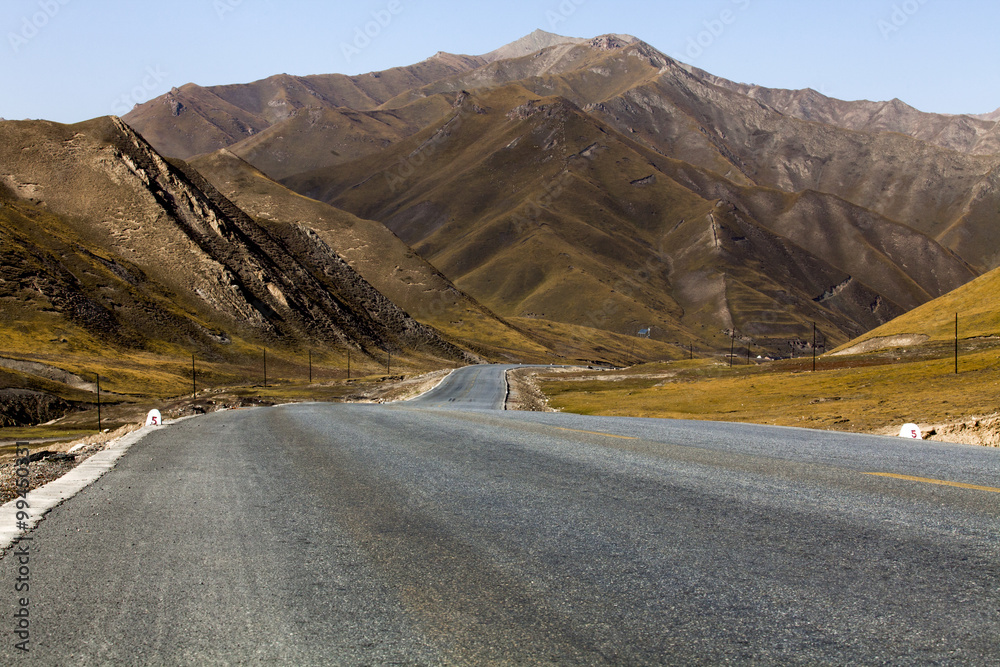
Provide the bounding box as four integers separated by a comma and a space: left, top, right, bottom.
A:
405, 364, 511, 410
1, 364, 998, 663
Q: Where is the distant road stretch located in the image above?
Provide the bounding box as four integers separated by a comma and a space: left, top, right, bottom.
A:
2, 364, 998, 663
405, 364, 511, 410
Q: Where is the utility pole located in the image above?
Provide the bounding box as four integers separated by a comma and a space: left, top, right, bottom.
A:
95, 373, 102, 432
347, 348, 351, 379
308, 350, 312, 384
192, 353, 196, 399
729, 331, 735, 368
955, 312, 959, 374
812, 322, 817, 372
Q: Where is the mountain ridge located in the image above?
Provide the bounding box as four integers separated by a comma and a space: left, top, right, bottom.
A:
110, 32, 1000, 354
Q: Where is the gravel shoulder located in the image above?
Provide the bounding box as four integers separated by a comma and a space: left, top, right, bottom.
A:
504, 366, 563, 412
0, 423, 142, 504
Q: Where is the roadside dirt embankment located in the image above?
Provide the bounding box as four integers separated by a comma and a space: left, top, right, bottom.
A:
505, 367, 558, 412
871, 414, 1000, 448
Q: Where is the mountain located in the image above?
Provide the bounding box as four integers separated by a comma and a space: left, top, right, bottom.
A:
684, 65, 1000, 157
481, 29, 590, 62
121, 29, 590, 163
124, 32, 998, 354
367, 36, 999, 269
976, 107, 1000, 122
289, 85, 977, 351
0, 116, 473, 387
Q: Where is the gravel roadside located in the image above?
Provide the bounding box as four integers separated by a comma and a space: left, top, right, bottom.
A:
0, 424, 141, 504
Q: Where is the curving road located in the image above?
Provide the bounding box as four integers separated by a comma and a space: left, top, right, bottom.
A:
2, 364, 998, 663
405, 364, 512, 410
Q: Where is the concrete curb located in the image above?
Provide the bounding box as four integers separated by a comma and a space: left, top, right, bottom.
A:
0, 424, 161, 550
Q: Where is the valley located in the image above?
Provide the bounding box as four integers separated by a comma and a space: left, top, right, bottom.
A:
2, 29, 1000, 441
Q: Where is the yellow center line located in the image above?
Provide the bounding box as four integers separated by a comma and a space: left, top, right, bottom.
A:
864, 472, 1000, 494
553, 426, 639, 440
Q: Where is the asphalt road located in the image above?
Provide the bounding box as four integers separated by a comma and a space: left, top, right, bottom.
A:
2, 364, 998, 664
406, 364, 511, 410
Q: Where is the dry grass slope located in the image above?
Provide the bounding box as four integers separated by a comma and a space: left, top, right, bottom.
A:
536, 345, 1000, 445
834, 266, 1000, 353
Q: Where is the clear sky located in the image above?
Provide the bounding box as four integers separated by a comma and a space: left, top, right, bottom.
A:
3, 0, 998, 123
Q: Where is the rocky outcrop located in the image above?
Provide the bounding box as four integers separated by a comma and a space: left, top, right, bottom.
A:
0, 389, 77, 427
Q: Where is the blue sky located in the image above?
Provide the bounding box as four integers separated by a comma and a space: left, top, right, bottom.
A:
3, 0, 998, 123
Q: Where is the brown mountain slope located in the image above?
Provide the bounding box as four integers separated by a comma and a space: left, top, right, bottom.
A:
123, 55, 485, 159
0, 116, 470, 368
187, 149, 552, 361
224, 94, 461, 181
369, 37, 1000, 272
125, 34, 1000, 269
685, 67, 1000, 157
122, 31, 997, 357
593, 69, 1000, 270
481, 29, 589, 63
833, 264, 1000, 353
284, 87, 973, 353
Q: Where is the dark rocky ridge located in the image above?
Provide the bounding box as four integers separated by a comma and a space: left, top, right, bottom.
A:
0, 116, 473, 362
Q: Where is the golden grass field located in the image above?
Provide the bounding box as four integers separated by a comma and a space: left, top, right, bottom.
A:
536, 340, 1000, 436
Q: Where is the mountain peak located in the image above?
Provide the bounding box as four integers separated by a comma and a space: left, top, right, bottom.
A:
588, 33, 639, 50
481, 29, 588, 62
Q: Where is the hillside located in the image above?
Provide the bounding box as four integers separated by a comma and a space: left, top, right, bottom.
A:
122, 55, 487, 160
833, 265, 1000, 354
284, 85, 973, 353
385, 37, 1000, 271
685, 65, 1000, 157
187, 149, 552, 361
